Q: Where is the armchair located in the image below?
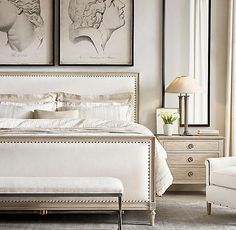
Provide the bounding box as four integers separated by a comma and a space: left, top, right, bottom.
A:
205, 157, 236, 214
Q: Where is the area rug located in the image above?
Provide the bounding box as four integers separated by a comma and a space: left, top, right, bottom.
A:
0, 193, 235, 230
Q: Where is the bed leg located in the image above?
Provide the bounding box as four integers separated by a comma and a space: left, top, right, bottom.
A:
150, 210, 156, 226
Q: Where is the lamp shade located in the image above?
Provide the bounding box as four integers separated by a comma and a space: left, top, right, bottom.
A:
165, 76, 203, 94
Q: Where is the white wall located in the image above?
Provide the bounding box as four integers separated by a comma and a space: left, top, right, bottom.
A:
0, 0, 228, 135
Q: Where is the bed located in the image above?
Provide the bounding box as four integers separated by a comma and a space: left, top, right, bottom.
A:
0, 72, 172, 225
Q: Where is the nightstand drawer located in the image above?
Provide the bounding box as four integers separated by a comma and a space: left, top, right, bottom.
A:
167, 153, 218, 165
170, 167, 205, 184
163, 141, 219, 151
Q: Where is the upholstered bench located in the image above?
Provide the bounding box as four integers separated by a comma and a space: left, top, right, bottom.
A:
0, 177, 124, 230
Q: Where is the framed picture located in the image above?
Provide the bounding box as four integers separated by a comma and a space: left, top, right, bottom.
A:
59, 0, 134, 66
0, 0, 54, 66
156, 108, 180, 135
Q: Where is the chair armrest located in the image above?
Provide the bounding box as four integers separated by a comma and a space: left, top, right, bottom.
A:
206, 157, 236, 170
205, 157, 236, 185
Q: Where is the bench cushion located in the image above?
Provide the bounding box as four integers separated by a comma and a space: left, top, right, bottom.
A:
0, 177, 124, 194
211, 166, 236, 189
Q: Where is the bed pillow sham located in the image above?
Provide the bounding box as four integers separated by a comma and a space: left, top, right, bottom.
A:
0, 92, 57, 103
34, 110, 79, 119
0, 104, 33, 119
56, 92, 133, 103
56, 92, 133, 121
0, 92, 57, 112
57, 102, 132, 121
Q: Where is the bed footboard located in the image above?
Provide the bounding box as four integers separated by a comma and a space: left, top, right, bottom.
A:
0, 135, 156, 215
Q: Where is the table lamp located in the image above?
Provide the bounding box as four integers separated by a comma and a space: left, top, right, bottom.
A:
165, 76, 202, 136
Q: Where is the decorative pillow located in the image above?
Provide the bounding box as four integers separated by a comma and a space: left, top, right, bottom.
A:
76, 103, 132, 121
0, 104, 33, 119
33, 110, 79, 119
56, 102, 132, 121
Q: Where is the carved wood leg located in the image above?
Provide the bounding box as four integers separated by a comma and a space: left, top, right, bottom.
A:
207, 202, 211, 215
150, 210, 156, 226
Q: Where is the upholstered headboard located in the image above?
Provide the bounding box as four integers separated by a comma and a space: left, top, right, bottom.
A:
0, 72, 139, 123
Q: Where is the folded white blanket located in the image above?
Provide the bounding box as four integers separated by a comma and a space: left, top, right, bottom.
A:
0, 118, 173, 196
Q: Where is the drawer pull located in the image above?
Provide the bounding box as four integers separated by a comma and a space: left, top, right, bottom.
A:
187, 157, 193, 163
187, 144, 194, 149
188, 171, 194, 177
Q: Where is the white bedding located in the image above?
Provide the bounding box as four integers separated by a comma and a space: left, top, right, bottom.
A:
0, 118, 173, 196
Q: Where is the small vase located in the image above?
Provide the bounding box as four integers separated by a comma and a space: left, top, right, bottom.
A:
163, 124, 173, 136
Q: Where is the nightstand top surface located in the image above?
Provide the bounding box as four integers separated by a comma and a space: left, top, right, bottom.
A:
155, 134, 224, 140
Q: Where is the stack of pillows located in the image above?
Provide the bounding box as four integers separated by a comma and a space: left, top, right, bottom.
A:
0, 92, 133, 122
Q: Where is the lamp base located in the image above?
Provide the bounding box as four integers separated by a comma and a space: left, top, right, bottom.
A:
181, 131, 193, 136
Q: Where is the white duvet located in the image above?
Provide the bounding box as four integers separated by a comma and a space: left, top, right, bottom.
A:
0, 118, 173, 196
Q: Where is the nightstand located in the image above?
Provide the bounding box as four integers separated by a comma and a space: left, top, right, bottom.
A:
156, 135, 224, 184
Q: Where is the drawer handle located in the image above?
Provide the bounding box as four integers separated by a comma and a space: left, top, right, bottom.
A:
187, 157, 193, 163
188, 171, 194, 177
187, 144, 194, 149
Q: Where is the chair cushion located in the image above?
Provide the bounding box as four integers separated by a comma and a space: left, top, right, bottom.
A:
211, 166, 236, 189
0, 177, 124, 194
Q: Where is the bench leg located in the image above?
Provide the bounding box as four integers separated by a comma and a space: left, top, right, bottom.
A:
118, 195, 122, 230
207, 202, 211, 215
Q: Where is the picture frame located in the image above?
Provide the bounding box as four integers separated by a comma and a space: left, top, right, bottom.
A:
59, 0, 134, 66
156, 108, 180, 135
0, 0, 54, 66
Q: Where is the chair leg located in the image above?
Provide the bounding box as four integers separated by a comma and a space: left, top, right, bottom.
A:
207, 202, 211, 215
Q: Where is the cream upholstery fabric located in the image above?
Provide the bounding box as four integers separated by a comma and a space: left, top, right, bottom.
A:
206, 157, 236, 209
211, 166, 236, 189
0, 177, 124, 194
34, 110, 79, 119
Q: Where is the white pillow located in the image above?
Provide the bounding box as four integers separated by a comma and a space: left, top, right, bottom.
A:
79, 103, 132, 121
58, 102, 132, 121
0, 92, 57, 112
0, 104, 33, 119
34, 110, 79, 119
0, 101, 57, 112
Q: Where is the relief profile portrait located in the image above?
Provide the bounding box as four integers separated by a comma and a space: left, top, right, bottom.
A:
68, 0, 126, 55
0, 0, 44, 53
